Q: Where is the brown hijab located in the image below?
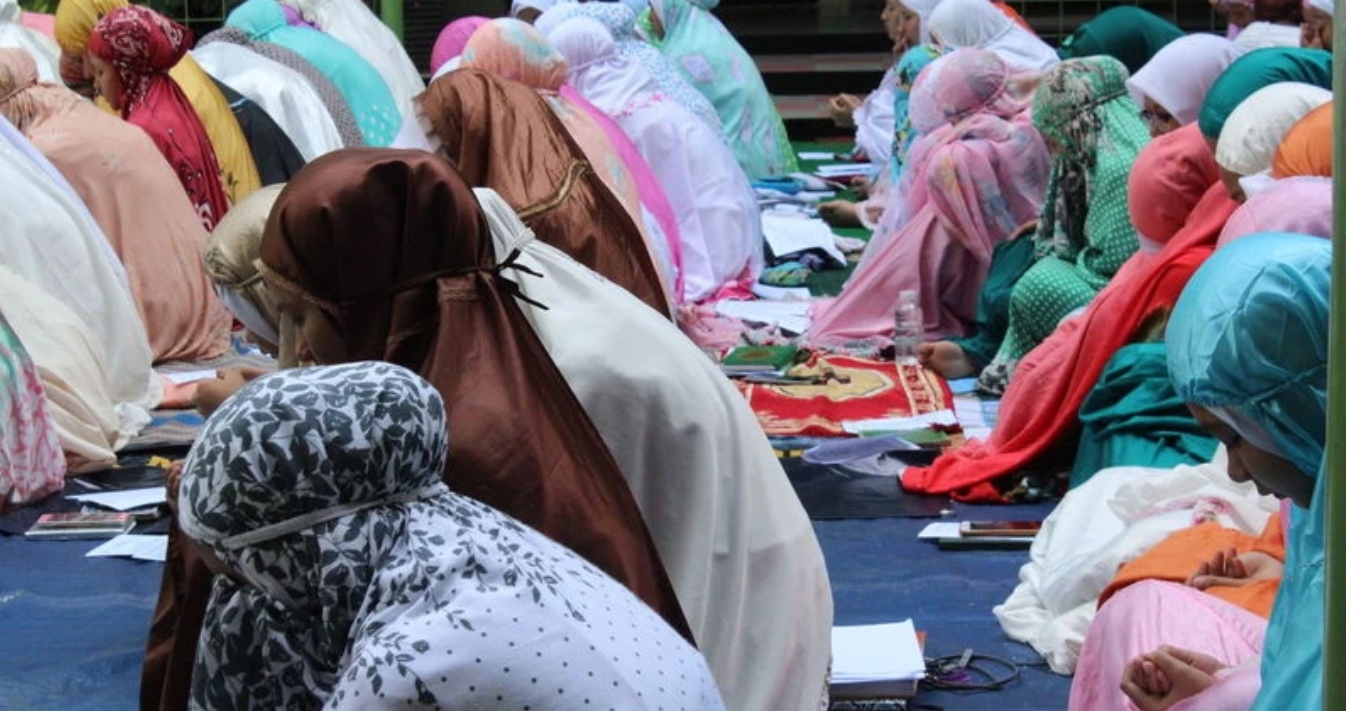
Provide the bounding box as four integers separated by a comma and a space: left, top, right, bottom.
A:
419, 68, 669, 315
258, 148, 689, 636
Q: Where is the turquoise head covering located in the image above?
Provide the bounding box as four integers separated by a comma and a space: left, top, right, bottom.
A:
226, 0, 400, 147
1056, 6, 1184, 74
889, 43, 943, 181
1031, 56, 1149, 285
647, 0, 797, 179
1197, 47, 1332, 140
1165, 232, 1330, 711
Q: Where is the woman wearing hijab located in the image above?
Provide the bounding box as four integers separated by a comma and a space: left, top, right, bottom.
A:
53, 0, 261, 203
1214, 83, 1331, 202
644, 0, 797, 179
1126, 34, 1245, 137
190, 38, 343, 161
1057, 7, 1183, 74
181, 362, 727, 711
905, 123, 1236, 502
0, 48, 231, 362
420, 69, 669, 314
927, 0, 1059, 72
0, 116, 158, 470
461, 18, 682, 301
1303, 0, 1332, 49
809, 49, 1050, 346
204, 185, 290, 365
225, 0, 400, 147
1072, 232, 1330, 711
550, 17, 761, 302
1272, 102, 1331, 178
0, 309, 63, 511
87, 6, 231, 230
430, 14, 486, 75
280, 0, 424, 121
824, 0, 920, 163
0, 0, 60, 81
537, 0, 722, 132
1198, 47, 1333, 148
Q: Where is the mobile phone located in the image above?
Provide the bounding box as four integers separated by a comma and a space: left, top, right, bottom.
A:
958, 520, 1042, 538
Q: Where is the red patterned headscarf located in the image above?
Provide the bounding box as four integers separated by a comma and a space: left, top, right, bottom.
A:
88, 6, 229, 229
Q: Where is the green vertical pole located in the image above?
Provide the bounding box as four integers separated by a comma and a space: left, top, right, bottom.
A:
1326, 2, 1346, 708
381, 0, 404, 42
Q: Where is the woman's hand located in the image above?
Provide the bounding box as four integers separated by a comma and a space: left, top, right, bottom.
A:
165, 459, 185, 517
818, 200, 861, 228
827, 94, 863, 126
1121, 646, 1225, 711
193, 367, 270, 418
1186, 548, 1283, 590
1007, 220, 1040, 241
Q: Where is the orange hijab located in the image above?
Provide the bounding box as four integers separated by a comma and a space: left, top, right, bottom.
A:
1272, 101, 1332, 178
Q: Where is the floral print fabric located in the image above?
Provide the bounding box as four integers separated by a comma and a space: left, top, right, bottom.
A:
0, 310, 64, 510
181, 362, 725, 711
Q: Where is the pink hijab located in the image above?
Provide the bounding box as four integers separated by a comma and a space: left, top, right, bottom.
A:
463, 18, 684, 300
1216, 176, 1333, 248
809, 49, 1049, 345
430, 15, 486, 74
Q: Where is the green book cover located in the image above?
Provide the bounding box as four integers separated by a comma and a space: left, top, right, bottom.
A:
721, 345, 800, 373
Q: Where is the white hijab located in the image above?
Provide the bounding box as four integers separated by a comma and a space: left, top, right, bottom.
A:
281, 0, 425, 121
475, 186, 832, 711
903, 0, 945, 44
0, 0, 59, 83
1126, 34, 1245, 126
1232, 21, 1303, 51
1307, 0, 1332, 15
192, 41, 345, 161
928, 0, 1059, 72
1216, 82, 1331, 176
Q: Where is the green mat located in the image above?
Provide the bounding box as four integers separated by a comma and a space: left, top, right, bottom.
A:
789, 140, 873, 297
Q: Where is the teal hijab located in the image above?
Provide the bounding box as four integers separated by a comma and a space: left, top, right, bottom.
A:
226, 0, 400, 147
1167, 232, 1329, 711
646, 0, 797, 179
1197, 47, 1333, 140
1056, 6, 1183, 74
889, 43, 943, 181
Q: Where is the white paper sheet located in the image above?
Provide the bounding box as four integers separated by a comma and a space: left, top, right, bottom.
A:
815, 163, 877, 178
163, 369, 217, 385
842, 409, 959, 435
798, 151, 838, 160
831, 620, 926, 682
714, 299, 812, 335
69, 487, 167, 511
750, 282, 812, 301
761, 211, 848, 265
86, 534, 169, 562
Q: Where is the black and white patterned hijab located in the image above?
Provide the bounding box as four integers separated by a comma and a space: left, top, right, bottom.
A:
180, 362, 725, 711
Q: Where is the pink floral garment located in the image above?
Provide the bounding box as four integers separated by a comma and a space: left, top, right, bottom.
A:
0, 311, 64, 510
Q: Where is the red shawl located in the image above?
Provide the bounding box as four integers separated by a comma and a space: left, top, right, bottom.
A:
903, 126, 1239, 501
88, 6, 229, 230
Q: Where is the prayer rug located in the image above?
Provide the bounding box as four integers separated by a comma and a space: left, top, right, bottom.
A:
735, 354, 953, 437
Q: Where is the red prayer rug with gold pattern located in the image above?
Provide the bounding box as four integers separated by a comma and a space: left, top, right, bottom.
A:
734, 354, 953, 437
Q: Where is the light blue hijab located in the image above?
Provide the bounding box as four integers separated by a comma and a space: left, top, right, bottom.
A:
1167, 232, 1329, 711
226, 0, 400, 147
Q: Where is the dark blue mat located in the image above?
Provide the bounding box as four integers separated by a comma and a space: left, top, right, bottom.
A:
0, 501, 1070, 711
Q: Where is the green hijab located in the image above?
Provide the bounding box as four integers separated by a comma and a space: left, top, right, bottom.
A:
1056, 6, 1184, 74
1198, 47, 1333, 140
1032, 56, 1150, 287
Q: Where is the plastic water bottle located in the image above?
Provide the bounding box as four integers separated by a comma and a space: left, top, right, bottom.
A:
893, 290, 922, 362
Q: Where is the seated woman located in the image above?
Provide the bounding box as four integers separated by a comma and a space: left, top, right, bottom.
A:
87, 6, 231, 230
0, 309, 64, 510
921, 56, 1150, 396
180, 362, 727, 711
1231, 0, 1303, 50
1198, 47, 1333, 153
54, 0, 261, 203
927, 0, 1059, 72
826, 0, 921, 163
1126, 34, 1245, 138
0, 48, 230, 362
429, 14, 485, 74
644, 0, 797, 179
460, 18, 683, 301
280, 0, 424, 122
1069, 231, 1330, 711
225, 0, 401, 147
419, 68, 669, 314
203, 185, 289, 366
808, 48, 1049, 346
1056, 6, 1184, 74
0, 0, 60, 81
550, 17, 762, 302
1302, 0, 1332, 49
535, 0, 722, 132
1272, 102, 1331, 179
905, 122, 1229, 502
1213, 82, 1330, 202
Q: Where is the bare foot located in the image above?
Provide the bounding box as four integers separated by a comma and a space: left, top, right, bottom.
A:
818, 200, 861, 228
917, 341, 977, 379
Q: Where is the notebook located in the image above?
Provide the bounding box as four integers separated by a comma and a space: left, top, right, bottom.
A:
830, 621, 926, 700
